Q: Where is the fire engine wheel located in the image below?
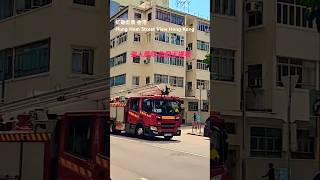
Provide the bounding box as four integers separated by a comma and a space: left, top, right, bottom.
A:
135, 125, 145, 138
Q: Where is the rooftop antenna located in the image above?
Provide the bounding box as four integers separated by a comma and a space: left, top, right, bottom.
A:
176, 0, 192, 13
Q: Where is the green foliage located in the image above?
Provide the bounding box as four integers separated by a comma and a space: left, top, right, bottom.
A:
203, 54, 211, 65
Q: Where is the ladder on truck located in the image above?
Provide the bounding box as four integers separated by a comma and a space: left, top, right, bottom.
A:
0, 75, 109, 116
110, 83, 174, 101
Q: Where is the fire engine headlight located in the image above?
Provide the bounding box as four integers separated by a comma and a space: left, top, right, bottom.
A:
175, 116, 180, 120
211, 175, 222, 180
150, 126, 158, 131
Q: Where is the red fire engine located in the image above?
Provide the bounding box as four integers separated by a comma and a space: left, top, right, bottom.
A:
110, 84, 182, 140
0, 109, 110, 180
210, 111, 229, 180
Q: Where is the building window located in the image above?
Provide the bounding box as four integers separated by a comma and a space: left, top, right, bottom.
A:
291, 129, 315, 159
187, 43, 192, 51
148, 12, 152, 21
277, 0, 314, 29
146, 76, 150, 84
147, 32, 151, 42
0, 49, 13, 80
111, 32, 128, 49
201, 101, 209, 112
248, 11, 263, 27
72, 48, 94, 75
214, 0, 236, 16
198, 22, 210, 32
0, 0, 14, 20
197, 40, 209, 51
134, 33, 141, 42
212, 48, 235, 82
188, 102, 198, 111
169, 76, 184, 87
197, 79, 209, 89
134, 12, 142, 20
197, 60, 209, 71
170, 33, 184, 46
248, 64, 262, 88
156, 9, 185, 26
15, 39, 50, 78
133, 56, 140, 64
110, 74, 126, 87
154, 74, 168, 84
250, 127, 282, 158
110, 52, 126, 68
132, 76, 140, 86
155, 32, 169, 43
66, 117, 93, 159
155, 53, 184, 67
276, 57, 316, 89
73, 0, 95, 6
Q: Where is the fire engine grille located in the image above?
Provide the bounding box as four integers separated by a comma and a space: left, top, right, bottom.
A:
160, 122, 176, 130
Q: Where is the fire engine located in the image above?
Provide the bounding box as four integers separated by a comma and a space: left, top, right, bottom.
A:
0, 76, 110, 180
110, 84, 182, 140
210, 111, 229, 180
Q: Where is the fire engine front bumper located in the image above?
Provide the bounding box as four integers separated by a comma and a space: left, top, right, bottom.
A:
145, 126, 181, 137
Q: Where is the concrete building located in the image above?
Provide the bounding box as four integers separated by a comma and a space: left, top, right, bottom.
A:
110, 1, 210, 123
113, 0, 169, 8
210, 0, 320, 179
0, 0, 108, 113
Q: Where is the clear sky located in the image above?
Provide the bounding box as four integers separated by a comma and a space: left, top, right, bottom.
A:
169, 0, 210, 20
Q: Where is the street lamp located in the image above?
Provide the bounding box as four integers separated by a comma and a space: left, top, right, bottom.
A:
1, 64, 5, 104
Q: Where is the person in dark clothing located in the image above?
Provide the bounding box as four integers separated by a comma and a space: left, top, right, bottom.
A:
262, 163, 275, 180
192, 113, 197, 133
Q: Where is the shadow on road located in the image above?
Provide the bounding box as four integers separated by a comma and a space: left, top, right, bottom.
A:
111, 133, 181, 143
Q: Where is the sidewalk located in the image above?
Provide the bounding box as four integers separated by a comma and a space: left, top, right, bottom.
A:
181, 125, 205, 136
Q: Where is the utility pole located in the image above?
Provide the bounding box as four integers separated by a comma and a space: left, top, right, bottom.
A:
287, 74, 292, 180
241, 0, 247, 179
1, 64, 5, 104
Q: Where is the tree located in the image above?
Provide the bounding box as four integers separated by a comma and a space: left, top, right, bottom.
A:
298, 0, 320, 32
203, 53, 212, 70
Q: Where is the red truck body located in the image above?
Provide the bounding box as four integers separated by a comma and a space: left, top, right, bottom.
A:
110, 96, 182, 140
210, 112, 229, 180
0, 111, 110, 180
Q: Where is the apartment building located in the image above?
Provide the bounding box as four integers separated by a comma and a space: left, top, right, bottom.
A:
110, 1, 210, 123
210, 0, 320, 179
113, 0, 169, 8
0, 0, 108, 113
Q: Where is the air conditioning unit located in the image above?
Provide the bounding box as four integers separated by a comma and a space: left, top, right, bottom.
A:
144, 59, 150, 64
246, 0, 263, 13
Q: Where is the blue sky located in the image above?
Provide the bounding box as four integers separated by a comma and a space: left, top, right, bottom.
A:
169, 0, 210, 20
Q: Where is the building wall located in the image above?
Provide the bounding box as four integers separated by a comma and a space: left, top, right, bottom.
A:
0, 0, 108, 106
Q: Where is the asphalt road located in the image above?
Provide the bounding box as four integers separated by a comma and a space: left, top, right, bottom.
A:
110, 127, 210, 180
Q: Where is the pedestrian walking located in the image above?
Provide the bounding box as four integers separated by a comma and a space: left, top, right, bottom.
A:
192, 112, 197, 133
196, 113, 202, 134
261, 163, 275, 180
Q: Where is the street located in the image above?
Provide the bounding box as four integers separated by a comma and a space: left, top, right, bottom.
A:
110, 127, 209, 180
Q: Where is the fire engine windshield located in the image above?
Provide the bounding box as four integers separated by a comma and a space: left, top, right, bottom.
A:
211, 127, 224, 167
150, 99, 181, 116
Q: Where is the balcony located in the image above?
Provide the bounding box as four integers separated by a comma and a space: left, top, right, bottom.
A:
196, 62, 209, 71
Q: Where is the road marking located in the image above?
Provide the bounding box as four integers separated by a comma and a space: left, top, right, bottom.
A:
149, 144, 209, 158
140, 178, 149, 180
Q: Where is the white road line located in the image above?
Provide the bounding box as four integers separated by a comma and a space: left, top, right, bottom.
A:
111, 135, 209, 158
140, 178, 149, 180
149, 144, 209, 158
